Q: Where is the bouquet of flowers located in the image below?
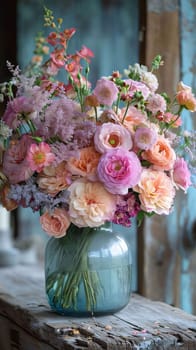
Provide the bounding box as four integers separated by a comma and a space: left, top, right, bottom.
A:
0, 7, 196, 312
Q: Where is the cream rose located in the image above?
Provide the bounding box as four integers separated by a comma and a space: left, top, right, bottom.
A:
68, 179, 116, 227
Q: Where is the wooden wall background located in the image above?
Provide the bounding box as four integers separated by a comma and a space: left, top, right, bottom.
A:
140, 0, 196, 315
0, 0, 195, 315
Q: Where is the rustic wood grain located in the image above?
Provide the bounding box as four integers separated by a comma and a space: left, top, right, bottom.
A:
141, 0, 196, 315
0, 265, 195, 349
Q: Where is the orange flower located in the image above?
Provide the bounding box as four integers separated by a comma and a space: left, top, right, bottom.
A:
142, 137, 176, 170
40, 208, 70, 238
176, 91, 196, 112
37, 161, 71, 196
67, 146, 101, 181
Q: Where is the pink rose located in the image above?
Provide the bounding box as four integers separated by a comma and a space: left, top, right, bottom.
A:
3, 135, 33, 184
94, 122, 132, 153
172, 158, 191, 192
97, 148, 142, 195
40, 208, 71, 237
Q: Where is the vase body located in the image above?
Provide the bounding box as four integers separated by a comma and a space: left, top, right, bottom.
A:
45, 222, 132, 316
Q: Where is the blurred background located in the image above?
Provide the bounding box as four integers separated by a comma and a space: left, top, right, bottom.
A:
0, 0, 196, 314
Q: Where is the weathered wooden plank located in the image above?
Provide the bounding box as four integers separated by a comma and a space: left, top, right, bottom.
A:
141, 0, 196, 315
0, 265, 196, 349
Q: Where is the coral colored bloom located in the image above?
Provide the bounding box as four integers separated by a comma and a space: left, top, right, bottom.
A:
68, 180, 117, 227
94, 122, 132, 153
97, 148, 142, 195
93, 78, 119, 106
172, 158, 191, 192
142, 137, 176, 171
176, 90, 196, 112
133, 127, 157, 150
134, 168, 175, 215
40, 208, 71, 237
27, 142, 55, 173
67, 146, 101, 181
37, 161, 72, 196
50, 48, 65, 68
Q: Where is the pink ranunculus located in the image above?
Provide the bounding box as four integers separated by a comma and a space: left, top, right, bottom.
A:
172, 158, 191, 192
2, 135, 33, 184
93, 78, 119, 106
94, 122, 132, 153
68, 179, 117, 227
134, 168, 175, 215
40, 208, 71, 238
97, 148, 142, 195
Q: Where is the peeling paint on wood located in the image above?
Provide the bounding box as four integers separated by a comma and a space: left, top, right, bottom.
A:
147, 0, 179, 13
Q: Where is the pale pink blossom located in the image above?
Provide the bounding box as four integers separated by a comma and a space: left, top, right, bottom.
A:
93, 78, 119, 106
124, 79, 150, 100
94, 122, 132, 153
172, 158, 191, 192
147, 94, 167, 114
134, 168, 175, 215
68, 180, 117, 227
97, 148, 142, 195
133, 127, 157, 150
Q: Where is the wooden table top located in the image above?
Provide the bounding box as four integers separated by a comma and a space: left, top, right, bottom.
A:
0, 264, 195, 349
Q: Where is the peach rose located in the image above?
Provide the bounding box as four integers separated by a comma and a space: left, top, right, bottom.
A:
119, 106, 148, 133
0, 184, 18, 211
40, 208, 71, 238
68, 179, 117, 227
133, 168, 175, 215
67, 146, 101, 181
37, 161, 71, 196
142, 137, 176, 170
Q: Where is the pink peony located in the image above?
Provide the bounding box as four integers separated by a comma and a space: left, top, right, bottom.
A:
172, 158, 191, 192
94, 122, 132, 153
68, 179, 117, 227
40, 208, 71, 237
93, 78, 119, 106
3, 135, 33, 184
134, 168, 175, 215
97, 148, 142, 195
